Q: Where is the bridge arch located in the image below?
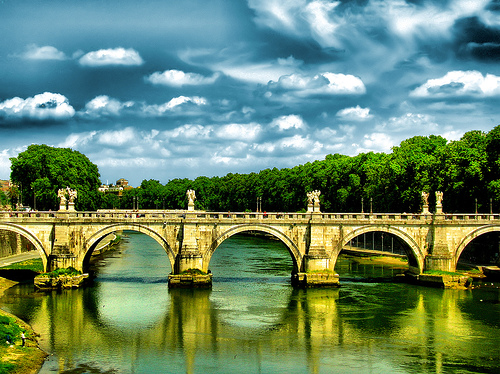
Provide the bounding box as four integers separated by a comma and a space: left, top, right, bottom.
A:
206, 224, 302, 273
339, 225, 426, 273
84, 223, 176, 271
0, 223, 49, 272
453, 224, 500, 269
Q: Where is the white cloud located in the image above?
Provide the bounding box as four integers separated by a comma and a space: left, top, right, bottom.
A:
179, 48, 301, 84
0, 92, 75, 121
215, 123, 262, 141
267, 72, 366, 97
81, 96, 135, 118
162, 124, 213, 141
336, 106, 373, 121
356, 132, 394, 154
378, 113, 439, 133
146, 69, 219, 86
79, 48, 144, 67
21, 44, 67, 60
142, 96, 207, 116
98, 127, 137, 146
270, 114, 307, 131
410, 70, 500, 98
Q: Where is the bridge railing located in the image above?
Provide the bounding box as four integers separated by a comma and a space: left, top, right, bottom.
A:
1, 210, 499, 222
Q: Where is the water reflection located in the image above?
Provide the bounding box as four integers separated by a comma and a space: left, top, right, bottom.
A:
0, 233, 498, 373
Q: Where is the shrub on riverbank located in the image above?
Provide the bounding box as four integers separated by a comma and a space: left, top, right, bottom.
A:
36, 267, 81, 278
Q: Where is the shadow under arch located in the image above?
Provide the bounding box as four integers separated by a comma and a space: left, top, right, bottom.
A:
338, 225, 425, 273
0, 223, 49, 271
83, 223, 176, 271
207, 224, 301, 273
453, 224, 500, 269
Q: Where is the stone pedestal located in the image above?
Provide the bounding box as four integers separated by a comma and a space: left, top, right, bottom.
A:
422, 204, 429, 215
168, 273, 212, 288
188, 202, 195, 211
68, 202, 76, 211
307, 203, 314, 213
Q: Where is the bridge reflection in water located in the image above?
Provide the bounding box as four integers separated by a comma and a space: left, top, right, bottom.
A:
1, 232, 498, 373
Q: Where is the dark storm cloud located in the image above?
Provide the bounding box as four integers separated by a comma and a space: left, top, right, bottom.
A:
453, 16, 500, 61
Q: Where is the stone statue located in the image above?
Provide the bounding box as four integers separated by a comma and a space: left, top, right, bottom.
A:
312, 190, 321, 205
421, 191, 429, 205
436, 191, 443, 205
307, 190, 321, 212
307, 191, 314, 205
58, 188, 67, 205
67, 187, 77, 203
186, 189, 196, 204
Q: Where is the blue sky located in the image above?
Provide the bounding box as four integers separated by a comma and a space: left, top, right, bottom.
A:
1, 0, 499, 186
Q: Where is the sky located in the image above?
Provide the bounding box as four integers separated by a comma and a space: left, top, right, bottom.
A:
0, 0, 499, 186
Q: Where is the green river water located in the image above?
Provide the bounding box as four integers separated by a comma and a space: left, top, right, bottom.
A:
0, 232, 499, 373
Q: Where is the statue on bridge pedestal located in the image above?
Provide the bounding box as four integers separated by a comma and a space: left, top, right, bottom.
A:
186, 189, 196, 211
67, 187, 77, 211
435, 191, 444, 214
58, 189, 67, 211
421, 191, 430, 214
307, 190, 321, 213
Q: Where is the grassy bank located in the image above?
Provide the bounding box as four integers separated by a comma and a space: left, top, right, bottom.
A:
0, 259, 43, 273
0, 280, 47, 374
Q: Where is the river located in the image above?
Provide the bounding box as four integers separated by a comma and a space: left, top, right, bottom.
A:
1, 232, 499, 373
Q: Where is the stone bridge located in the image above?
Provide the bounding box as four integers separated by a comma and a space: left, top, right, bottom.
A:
0, 208, 499, 286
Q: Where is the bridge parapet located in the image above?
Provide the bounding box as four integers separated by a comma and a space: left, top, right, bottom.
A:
2, 210, 499, 223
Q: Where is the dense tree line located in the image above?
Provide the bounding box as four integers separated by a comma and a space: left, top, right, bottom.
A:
9, 125, 500, 213
102, 125, 500, 214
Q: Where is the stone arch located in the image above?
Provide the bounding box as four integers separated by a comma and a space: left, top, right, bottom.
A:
83, 223, 175, 271
338, 225, 425, 273
453, 224, 500, 268
0, 223, 49, 272
206, 224, 302, 273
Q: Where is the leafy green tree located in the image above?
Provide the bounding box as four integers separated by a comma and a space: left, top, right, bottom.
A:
486, 125, 500, 209
10, 144, 101, 211
441, 130, 488, 212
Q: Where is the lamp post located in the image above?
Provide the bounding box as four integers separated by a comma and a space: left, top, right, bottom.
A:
370, 197, 373, 214
475, 198, 478, 215
361, 197, 364, 213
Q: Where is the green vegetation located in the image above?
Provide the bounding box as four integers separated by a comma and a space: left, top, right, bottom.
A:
36, 267, 81, 278
306, 269, 337, 274
423, 270, 465, 277
105, 125, 500, 214
9, 144, 101, 211
0, 309, 46, 374
0, 259, 43, 272
179, 269, 208, 275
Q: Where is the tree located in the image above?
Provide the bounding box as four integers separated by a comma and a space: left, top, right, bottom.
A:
10, 145, 101, 211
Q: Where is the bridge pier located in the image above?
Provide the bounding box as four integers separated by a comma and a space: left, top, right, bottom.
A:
169, 221, 212, 288
293, 216, 340, 287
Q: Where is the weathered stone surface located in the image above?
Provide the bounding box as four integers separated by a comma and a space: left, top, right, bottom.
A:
407, 273, 472, 289
292, 272, 340, 288
34, 273, 88, 290
168, 273, 212, 288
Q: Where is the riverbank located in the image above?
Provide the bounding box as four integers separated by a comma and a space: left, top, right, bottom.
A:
0, 278, 47, 374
